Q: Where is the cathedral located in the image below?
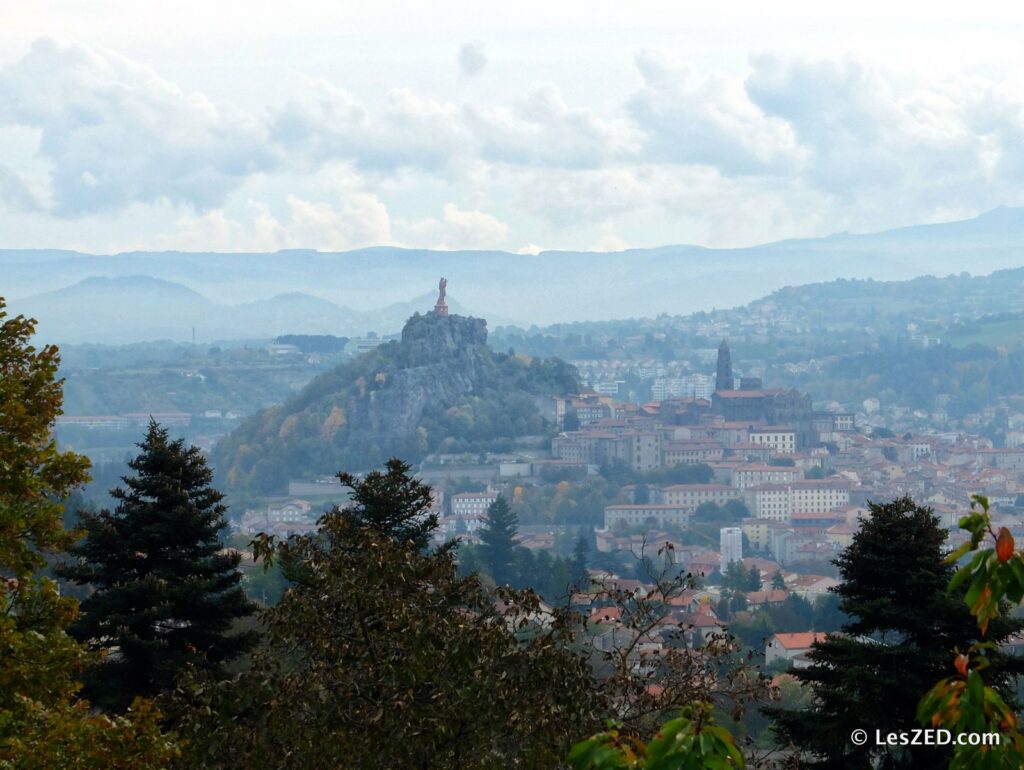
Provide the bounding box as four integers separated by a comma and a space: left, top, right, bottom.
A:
711, 338, 816, 448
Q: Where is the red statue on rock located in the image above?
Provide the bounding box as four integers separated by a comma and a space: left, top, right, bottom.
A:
434, 277, 449, 316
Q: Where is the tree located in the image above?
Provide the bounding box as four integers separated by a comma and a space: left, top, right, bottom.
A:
723, 561, 760, 592
337, 457, 436, 548
59, 421, 257, 712
771, 570, 786, 590
770, 497, 1024, 768
170, 482, 605, 769
634, 483, 651, 504
571, 534, 590, 588
568, 703, 746, 769
919, 494, 1024, 768
479, 495, 519, 586
563, 410, 581, 431
0, 300, 174, 766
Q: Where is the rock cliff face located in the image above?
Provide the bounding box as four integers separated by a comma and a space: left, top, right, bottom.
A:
214, 311, 578, 495
349, 313, 493, 443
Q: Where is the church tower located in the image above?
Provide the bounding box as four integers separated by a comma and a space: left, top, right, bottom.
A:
715, 339, 733, 392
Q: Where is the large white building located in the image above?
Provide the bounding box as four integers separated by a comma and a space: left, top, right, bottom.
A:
720, 527, 743, 568
748, 427, 797, 455
604, 504, 693, 530
451, 491, 499, 517
659, 483, 738, 510
748, 481, 851, 522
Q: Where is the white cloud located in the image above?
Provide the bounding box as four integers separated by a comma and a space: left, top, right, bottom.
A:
516, 243, 545, 255
270, 79, 467, 174
591, 230, 628, 253
5, 35, 1024, 249
458, 42, 487, 77
0, 38, 273, 216
516, 167, 652, 227
0, 164, 44, 212
467, 83, 640, 168
629, 48, 802, 174
400, 203, 509, 250
744, 54, 1024, 218
159, 192, 393, 252
286, 193, 393, 250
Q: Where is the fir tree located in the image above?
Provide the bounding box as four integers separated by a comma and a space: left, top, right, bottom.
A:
570, 534, 589, 588
770, 496, 1024, 768
337, 457, 436, 548
59, 421, 256, 712
771, 570, 786, 590
479, 495, 518, 586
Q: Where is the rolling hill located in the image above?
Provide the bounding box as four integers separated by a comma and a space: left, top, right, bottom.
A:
3, 206, 1024, 341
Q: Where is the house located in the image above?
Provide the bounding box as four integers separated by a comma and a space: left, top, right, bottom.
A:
765, 631, 828, 668
745, 589, 790, 610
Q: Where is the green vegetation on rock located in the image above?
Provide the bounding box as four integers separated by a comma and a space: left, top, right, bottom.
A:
214, 312, 579, 494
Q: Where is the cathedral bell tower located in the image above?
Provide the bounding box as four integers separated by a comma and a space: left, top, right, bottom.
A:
715, 339, 733, 392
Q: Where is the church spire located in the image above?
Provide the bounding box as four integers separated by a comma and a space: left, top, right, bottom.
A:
716, 338, 733, 392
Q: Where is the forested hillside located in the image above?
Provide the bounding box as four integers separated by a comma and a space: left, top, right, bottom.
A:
213, 312, 579, 494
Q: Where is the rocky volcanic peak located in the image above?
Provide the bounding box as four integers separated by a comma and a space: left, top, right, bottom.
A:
215, 307, 573, 493
359, 312, 492, 438
399, 311, 488, 365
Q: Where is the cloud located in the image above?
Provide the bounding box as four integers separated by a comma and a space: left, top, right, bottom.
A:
467, 83, 640, 168
286, 193, 393, 250
269, 80, 467, 174
458, 42, 488, 77
400, 203, 509, 250
6, 37, 1024, 248
591, 230, 628, 252
160, 192, 393, 252
517, 167, 653, 227
516, 243, 545, 255
628, 48, 801, 175
0, 38, 273, 216
0, 164, 45, 212
739, 54, 1024, 223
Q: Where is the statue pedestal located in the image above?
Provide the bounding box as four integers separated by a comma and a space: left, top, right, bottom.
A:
434, 302, 449, 317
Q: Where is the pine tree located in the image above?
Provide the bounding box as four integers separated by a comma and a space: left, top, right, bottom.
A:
337, 457, 436, 548
479, 495, 518, 586
770, 497, 1024, 768
570, 535, 589, 588
771, 570, 786, 590
59, 421, 256, 712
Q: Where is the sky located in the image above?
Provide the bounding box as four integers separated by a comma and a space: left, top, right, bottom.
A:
2, 1, 1024, 254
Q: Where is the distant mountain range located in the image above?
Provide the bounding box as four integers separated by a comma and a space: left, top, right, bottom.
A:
4, 206, 1024, 343
8, 276, 503, 344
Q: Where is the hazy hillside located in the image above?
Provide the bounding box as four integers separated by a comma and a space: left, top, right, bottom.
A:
9, 278, 498, 343
212, 311, 579, 495
4, 206, 1024, 341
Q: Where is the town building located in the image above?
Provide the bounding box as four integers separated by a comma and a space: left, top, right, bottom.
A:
720, 527, 743, 568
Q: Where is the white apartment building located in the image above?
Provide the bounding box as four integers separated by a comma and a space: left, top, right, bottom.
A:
731, 465, 804, 489
749, 481, 851, 522
660, 484, 738, 511
748, 427, 797, 455
604, 504, 692, 530
720, 527, 743, 568
451, 491, 499, 517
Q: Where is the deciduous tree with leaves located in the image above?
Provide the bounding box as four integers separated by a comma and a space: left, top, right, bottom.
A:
0, 299, 174, 767
170, 460, 606, 769
918, 494, 1024, 769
